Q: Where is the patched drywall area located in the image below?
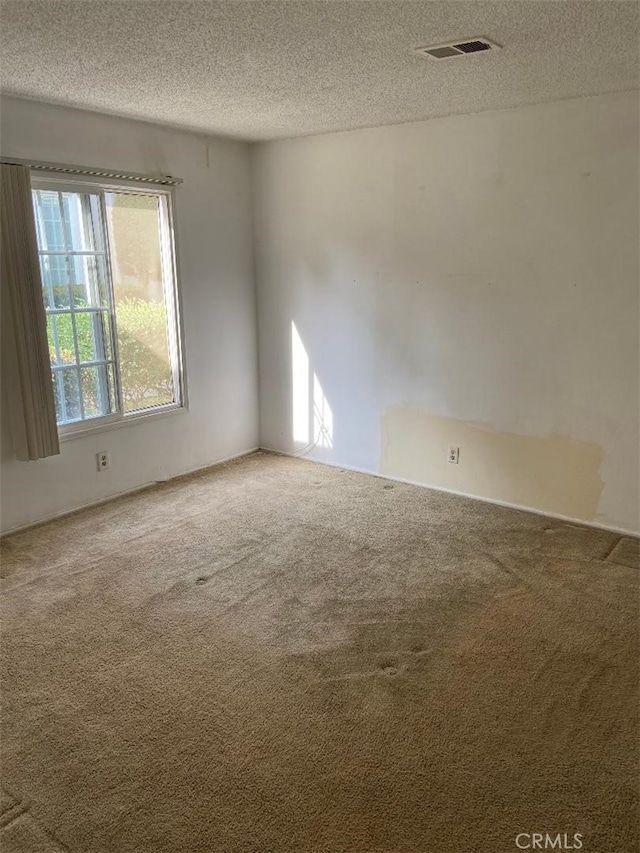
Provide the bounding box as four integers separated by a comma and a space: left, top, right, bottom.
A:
381, 409, 605, 523
253, 91, 640, 534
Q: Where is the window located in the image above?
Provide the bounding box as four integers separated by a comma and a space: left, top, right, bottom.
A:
31, 176, 183, 433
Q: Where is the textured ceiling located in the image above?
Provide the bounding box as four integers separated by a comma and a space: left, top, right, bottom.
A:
1, 1, 638, 141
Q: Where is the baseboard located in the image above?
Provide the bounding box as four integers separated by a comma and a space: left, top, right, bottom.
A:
1, 447, 261, 537
5, 445, 637, 540
259, 446, 640, 539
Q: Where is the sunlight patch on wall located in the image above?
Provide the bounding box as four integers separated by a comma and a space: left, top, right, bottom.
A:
291, 321, 333, 450
313, 373, 333, 449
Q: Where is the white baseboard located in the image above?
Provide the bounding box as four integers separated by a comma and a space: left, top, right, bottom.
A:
259, 446, 639, 539
5, 444, 637, 540
1, 447, 261, 537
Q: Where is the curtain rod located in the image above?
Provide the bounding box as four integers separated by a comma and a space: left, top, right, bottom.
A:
0, 156, 183, 186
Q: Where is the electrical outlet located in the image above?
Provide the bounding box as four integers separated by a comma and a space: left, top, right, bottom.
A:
448, 446, 459, 464
97, 451, 111, 471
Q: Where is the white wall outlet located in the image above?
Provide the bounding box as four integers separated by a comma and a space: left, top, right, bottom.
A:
96, 451, 111, 471
448, 446, 460, 464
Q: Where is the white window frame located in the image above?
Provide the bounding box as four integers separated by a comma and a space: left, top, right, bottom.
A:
30, 172, 187, 439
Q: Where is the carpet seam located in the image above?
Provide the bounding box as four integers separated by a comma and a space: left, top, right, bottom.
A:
0, 802, 29, 828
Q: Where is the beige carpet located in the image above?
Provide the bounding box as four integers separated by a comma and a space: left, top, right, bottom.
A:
1, 451, 638, 853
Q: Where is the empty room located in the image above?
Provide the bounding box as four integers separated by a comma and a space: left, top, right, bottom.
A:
0, 2, 638, 852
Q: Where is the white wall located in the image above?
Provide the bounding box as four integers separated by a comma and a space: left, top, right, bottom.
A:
1, 97, 259, 533
253, 91, 640, 534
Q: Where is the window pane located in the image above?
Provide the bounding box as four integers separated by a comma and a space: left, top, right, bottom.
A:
46, 315, 58, 365
39, 254, 70, 308
59, 193, 75, 250
63, 192, 95, 252
33, 189, 66, 251
61, 369, 81, 422
50, 314, 76, 364
105, 192, 176, 413
46, 315, 67, 365
107, 364, 117, 413
73, 311, 103, 363
33, 186, 119, 427
53, 373, 64, 423
69, 251, 108, 307
80, 365, 110, 419
69, 254, 89, 307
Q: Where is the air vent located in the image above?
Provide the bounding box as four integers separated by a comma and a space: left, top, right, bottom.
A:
415, 36, 500, 60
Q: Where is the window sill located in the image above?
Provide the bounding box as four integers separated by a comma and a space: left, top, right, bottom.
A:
58, 404, 187, 443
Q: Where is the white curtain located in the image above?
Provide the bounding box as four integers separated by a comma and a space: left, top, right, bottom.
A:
1, 163, 60, 460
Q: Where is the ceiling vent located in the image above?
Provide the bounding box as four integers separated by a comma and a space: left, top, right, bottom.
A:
415, 37, 500, 60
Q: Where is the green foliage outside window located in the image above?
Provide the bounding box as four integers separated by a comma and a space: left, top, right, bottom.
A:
115, 298, 173, 411
47, 311, 94, 363
47, 297, 172, 413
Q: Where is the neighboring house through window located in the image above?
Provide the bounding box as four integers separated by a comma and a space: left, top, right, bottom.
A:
31, 175, 183, 433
